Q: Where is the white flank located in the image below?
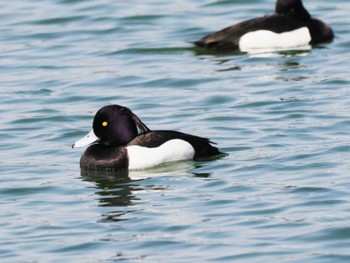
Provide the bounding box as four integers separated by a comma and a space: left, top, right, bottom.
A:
72, 129, 98, 148
126, 139, 195, 170
239, 27, 311, 51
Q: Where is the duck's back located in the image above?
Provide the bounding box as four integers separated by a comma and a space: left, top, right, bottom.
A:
195, 15, 306, 50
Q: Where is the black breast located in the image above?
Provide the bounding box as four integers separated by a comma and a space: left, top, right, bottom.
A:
80, 144, 129, 171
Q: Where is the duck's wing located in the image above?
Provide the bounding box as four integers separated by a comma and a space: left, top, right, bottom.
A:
128, 131, 221, 159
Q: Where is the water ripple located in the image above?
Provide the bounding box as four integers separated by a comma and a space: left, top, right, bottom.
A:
1, 0, 350, 262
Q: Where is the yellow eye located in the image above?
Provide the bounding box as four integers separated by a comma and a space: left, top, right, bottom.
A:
102, 121, 108, 127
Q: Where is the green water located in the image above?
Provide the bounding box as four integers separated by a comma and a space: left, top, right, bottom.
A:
1, 0, 350, 262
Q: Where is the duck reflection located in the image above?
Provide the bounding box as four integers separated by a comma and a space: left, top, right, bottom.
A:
80, 161, 210, 222
194, 45, 311, 58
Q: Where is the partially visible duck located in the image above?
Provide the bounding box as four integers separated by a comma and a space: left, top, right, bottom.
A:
72, 105, 221, 171
194, 0, 334, 51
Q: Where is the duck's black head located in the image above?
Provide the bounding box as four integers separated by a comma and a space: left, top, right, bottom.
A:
275, 0, 311, 21
93, 105, 150, 147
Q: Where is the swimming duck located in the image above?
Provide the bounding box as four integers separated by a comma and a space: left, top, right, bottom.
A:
194, 0, 334, 51
72, 105, 221, 171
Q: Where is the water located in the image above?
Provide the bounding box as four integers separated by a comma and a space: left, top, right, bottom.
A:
1, 0, 350, 261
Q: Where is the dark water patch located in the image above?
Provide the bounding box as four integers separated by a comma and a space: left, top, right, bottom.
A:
1, 185, 57, 197
59, 0, 87, 4
120, 14, 166, 22
289, 186, 332, 194
32, 16, 88, 25
299, 199, 345, 208
287, 226, 350, 244
10, 115, 72, 125
107, 46, 193, 56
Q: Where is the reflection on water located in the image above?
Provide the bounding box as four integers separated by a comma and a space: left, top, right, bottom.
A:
193, 47, 243, 57
80, 161, 210, 222
194, 45, 311, 59
80, 160, 207, 182
195, 48, 312, 77
242, 45, 311, 57
81, 170, 134, 209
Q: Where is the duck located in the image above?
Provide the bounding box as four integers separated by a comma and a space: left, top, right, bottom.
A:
194, 0, 334, 51
72, 105, 221, 171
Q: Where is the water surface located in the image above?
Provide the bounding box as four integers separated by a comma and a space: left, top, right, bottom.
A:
1, 0, 350, 262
